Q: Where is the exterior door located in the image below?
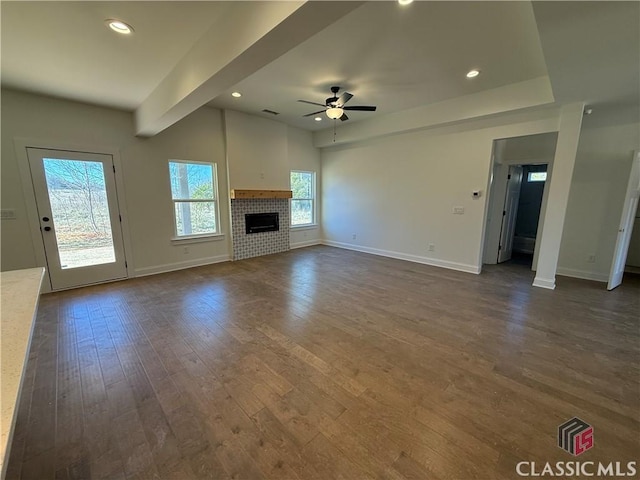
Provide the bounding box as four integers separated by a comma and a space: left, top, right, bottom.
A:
498, 165, 523, 263
608, 152, 640, 290
27, 148, 127, 290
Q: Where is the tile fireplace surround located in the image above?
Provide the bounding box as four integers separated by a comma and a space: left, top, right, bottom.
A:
231, 198, 290, 260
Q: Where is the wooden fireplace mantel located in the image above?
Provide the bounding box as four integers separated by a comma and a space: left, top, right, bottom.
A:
230, 189, 292, 199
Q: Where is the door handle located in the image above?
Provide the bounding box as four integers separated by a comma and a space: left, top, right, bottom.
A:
43, 226, 51, 231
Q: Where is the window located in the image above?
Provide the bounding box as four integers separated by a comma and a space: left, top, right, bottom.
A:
527, 171, 547, 182
169, 160, 219, 237
290, 170, 315, 226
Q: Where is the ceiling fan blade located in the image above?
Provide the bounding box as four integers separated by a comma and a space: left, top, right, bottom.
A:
340, 113, 349, 121
303, 109, 326, 117
298, 100, 326, 107
337, 92, 353, 106
343, 106, 377, 111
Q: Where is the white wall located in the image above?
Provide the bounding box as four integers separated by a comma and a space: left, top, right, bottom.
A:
122, 107, 231, 276
223, 110, 321, 248
225, 110, 289, 190
320, 98, 637, 287
1, 89, 231, 280
557, 121, 640, 281
321, 110, 559, 274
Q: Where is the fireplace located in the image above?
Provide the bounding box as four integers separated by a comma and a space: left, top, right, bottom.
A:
245, 212, 279, 234
231, 198, 290, 260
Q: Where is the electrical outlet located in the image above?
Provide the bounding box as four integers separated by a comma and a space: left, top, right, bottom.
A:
183, 246, 190, 255
453, 206, 465, 215
352, 233, 357, 240
587, 254, 596, 263
428, 243, 435, 252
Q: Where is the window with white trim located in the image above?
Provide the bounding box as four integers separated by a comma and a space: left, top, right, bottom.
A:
290, 170, 315, 226
169, 160, 219, 237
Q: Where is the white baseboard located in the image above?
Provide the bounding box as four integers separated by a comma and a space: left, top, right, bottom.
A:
556, 267, 607, 283
322, 240, 480, 274
290, 239, 322, 250
134, 254, 231, 277
532, 276, 556, 289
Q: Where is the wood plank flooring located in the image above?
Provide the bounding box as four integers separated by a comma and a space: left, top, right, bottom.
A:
5, 246, 639, 479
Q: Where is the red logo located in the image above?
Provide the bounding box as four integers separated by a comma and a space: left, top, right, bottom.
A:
558, 417, 594, 456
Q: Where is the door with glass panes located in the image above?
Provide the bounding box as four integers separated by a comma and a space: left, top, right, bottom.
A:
27, 148, 127, 290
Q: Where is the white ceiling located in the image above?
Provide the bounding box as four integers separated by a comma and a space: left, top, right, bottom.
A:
207, 1, 548, 130
531, 1, 640, 129
1, 1, 230, 110
1, 1, 638, 133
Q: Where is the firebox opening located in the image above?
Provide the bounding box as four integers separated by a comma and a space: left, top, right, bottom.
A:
245, 212, 279, 234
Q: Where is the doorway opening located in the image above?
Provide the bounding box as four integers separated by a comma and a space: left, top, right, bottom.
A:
506, 164, 548, 267
482, 132, 558, 272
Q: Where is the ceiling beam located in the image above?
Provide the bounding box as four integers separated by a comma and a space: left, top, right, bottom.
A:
135, 1, 364, 137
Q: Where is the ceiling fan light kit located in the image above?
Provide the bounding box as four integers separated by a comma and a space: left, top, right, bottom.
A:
299, 86, 377, 122
326, 107, 344, 119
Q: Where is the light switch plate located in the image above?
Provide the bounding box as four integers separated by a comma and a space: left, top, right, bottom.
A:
453, 206, 464, 215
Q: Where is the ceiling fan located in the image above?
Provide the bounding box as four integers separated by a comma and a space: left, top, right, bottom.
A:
298, 86, 377, 121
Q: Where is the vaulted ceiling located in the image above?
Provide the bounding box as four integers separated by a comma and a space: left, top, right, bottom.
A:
1, 1, 638, 136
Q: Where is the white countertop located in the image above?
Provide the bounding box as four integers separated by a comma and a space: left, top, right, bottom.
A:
0, 267, 45, 478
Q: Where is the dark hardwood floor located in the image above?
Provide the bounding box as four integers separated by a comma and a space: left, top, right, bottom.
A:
6, 246, 639, 479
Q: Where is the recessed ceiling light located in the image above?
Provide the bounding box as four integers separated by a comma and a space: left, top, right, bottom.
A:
231, 92, 242, 98
398, 0, 414, 5
106, 19, 133, 34
314, 117, 322, 122
466, 69, 481, 78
